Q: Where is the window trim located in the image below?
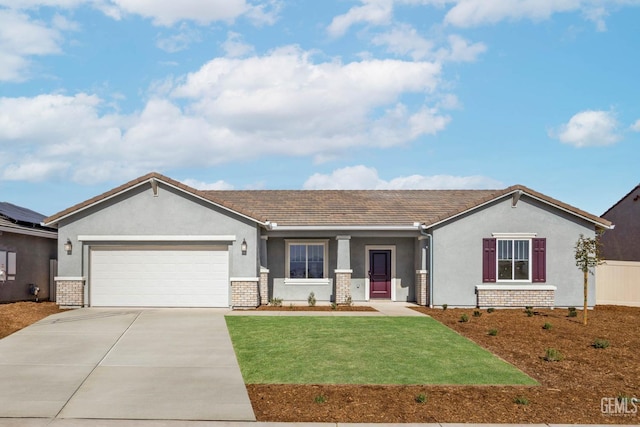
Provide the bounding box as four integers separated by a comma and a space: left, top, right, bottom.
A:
284, 239, 329, 282
496, 237, 532, 283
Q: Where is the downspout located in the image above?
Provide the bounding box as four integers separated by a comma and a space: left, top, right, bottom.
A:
419, 225, 434, 308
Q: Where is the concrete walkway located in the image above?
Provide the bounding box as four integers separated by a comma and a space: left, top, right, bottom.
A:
0, 308, 255, 421
226, 301, 427, 317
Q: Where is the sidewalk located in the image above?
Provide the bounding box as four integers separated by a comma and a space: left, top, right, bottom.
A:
2, 420, 635, 427
226, 301, 426, 316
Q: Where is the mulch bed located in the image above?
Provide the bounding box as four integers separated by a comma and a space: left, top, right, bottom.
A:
0, 301, 66, 339
255, 305, 377, 311
248, 305, 640, 424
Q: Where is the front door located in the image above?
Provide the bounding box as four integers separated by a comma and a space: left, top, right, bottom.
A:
369, 250, 391, 299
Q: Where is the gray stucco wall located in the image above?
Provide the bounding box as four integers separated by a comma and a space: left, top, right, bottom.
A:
430, 195, 597, 307
56, 182, 259, 280
266, 234, 417, 302
0, 232, 57, 302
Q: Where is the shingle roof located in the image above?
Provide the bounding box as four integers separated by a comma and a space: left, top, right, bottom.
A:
43, 172, 612, 229
203, 189, 499, 226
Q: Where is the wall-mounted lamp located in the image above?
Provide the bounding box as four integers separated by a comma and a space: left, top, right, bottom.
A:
64, 238, 73, 255
241, 238, 247, 255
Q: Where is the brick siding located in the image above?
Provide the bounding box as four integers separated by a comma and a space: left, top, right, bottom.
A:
477, 287, 555, 308
335, 270, 352, 304
259, 269, 269, 306
56, 279, 84, 307
231, 280, 259, 308
415, 270, 428, 306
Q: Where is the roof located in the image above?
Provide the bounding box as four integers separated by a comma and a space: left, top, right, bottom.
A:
0, 202, 57, 238
0, 202, 46, 225
601, 183, 640, 217
43, 172, 612, 229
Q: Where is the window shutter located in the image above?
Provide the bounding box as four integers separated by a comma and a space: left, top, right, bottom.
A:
482, 238, 496, 282
532, 238, 546, 282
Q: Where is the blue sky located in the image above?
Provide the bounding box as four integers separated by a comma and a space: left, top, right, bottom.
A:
1, 0, 639, 217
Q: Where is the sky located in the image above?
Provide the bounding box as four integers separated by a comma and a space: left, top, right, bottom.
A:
1, 0, 639, 218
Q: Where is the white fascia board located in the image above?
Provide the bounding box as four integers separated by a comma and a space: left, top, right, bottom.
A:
426, 189, 610, 230
44, 178, 266, 227
0, 225, 57, 239
270, 225, 420, 231
77, 235, 236, 242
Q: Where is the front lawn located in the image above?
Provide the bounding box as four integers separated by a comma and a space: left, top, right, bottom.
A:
225, 316, 536, 385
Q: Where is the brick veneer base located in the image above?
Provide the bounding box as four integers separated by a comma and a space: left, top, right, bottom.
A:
477, 288, 555, 308
416, 270, 428, 306
231, 280, 259, 308
56, 280, 85, 307
259, 270, 269, 306
335, 270, 352, 304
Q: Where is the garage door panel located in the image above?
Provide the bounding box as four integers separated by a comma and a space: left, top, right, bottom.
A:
90, 248, 229, 307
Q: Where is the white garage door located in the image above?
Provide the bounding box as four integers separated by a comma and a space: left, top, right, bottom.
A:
90, 246, 229, 307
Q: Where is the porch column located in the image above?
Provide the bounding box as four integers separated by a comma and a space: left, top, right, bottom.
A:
259, 236, 269, 305
259, 267, 270, 305
335, 235, 352, 304
259, 236, 268, 268
416, 236, 429, 306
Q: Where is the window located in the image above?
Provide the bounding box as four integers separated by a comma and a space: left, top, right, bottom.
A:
286, 241, 328, 279
498, 239, 529, 281
0, 250, 16, 281
483, 237, 546, 283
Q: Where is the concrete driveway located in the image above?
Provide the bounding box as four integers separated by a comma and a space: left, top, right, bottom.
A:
0, 308, 255, 421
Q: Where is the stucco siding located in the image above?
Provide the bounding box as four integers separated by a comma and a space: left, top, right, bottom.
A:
0, 232, 56, 302
431, 195, 596, 307
56, 182, 259, 279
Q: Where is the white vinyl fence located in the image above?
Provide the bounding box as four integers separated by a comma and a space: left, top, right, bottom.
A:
596, 260, 640, 307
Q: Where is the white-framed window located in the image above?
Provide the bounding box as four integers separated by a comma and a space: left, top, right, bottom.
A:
285, 240, 328, 279
497, 239, 530, 281
0, 250, 17, 281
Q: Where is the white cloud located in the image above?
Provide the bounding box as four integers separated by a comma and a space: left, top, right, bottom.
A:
327, 0, 394, 37
551, 110, 621, 147
105, 0, 275, 26
372, 25, 486, 63
0, 47, 451, 183
438, 34, 486, 62
631, 119, 640, 132
0, 9, 63, 81
303, 165, 503, 189
221, 31, 255, 58
371, 23, 434, 60
156, 24, 201, 53
180, 178, 235, 190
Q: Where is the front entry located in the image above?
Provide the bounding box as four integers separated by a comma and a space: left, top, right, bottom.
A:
369, 249, 391, 299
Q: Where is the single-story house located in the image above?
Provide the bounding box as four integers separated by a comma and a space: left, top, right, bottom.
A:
0, 202, 58, 302
43, 172, 612, 309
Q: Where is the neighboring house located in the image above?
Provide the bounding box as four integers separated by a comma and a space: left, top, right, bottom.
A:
43, 172, 611, 309
596, 184, 640, 307
0, 202, 58, 303
600, 184, 640, 261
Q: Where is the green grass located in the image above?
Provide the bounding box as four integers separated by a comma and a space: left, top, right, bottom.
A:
225, 316, 537, 385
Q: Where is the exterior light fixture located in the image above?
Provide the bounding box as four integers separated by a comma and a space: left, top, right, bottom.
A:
64, 238, 73, 255
241, 239, 248, 255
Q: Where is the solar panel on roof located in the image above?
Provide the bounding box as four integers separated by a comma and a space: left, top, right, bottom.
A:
0, 202, 46, 225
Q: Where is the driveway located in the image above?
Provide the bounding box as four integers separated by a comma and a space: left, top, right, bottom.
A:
0, 308, 255, 421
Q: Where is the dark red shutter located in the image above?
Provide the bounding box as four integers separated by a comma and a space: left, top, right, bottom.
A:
532, 238, 546, 282
482, 238, 496, 282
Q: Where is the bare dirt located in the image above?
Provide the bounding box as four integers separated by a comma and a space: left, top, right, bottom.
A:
256, 305, 377, 312
248, 305, 640, 424
0, 301, 66, 339
2, 302, 638, 423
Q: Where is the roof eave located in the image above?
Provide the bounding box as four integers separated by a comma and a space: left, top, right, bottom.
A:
43, 175, 267, 227
425, 188, 612, 230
